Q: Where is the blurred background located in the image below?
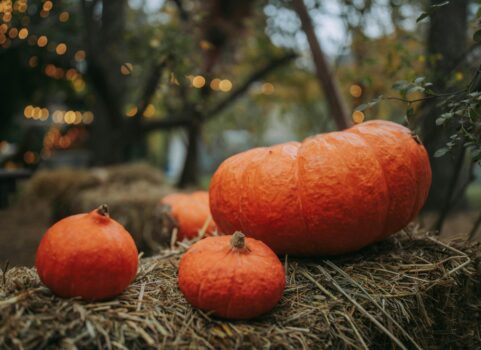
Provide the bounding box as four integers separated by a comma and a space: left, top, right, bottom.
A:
0, 0, 480, 265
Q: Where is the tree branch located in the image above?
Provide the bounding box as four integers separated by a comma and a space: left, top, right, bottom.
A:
141, 116, 190, 132
292, 0, 351, 130
204, 52, 298, 121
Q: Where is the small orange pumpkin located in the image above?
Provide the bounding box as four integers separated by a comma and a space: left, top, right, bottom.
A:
159, 191, 216, 241
178, 232, 285, 319
209, 120, 432, 256
35, 205, 138, 300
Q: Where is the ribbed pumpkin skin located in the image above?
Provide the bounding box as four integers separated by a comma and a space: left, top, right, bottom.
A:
161, 191, 217, 241
35, 207, 138, 300
209, 120, 432, 256
178, 234, 285, 319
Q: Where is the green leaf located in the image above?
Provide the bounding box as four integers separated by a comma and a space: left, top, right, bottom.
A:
434, 148, 449, 158
392, 80, 408, 90
414, 76, 426, 84
436, 117, 446, 126
416, 12, 429, 23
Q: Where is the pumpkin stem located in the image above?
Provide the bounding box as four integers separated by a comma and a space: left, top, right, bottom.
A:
96, 204, 110, 217
231, 231, 246, 249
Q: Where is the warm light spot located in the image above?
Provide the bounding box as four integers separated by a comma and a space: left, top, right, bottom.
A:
454, 72, 464, 81
74, 50, 85, 61
1, 39, 10, 48
18, 27, 28, 39
418, 55, 426, 63
64, 111, 76, 124
58, 137, 71, 148
120, 63, 133, 75
210, 78, 220, 91
74, 111, 82, 124
42, 1, 53, 11
65, 69, 78, 80
219, 79, 232, 92
143, 104, 155, 118
192, 75, 206, 88
352, 111, 365, 124
28, 56, 38, 67
52, 111, 64, 123
7, 27, 17, 39
31, 107, 41, 120
73, 79, 86, 92
82, 111, 94, 124
37, 35, 48, 47
126, 106, 138, 117
40, 108, 49, 121
23, 151, 36, 164
0, 34, 6, 45
0, 24, 7, 33
45, 64, 56, 77
199, 40, 213, 50
261, 82, 274, 95
55, 43, 67, 55
3, 13, 12, 22
59, 11, 69, 22
24, 105, 33, 118
349, 84, 362, 98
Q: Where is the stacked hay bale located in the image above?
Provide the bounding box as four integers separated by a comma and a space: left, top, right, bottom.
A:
1, 231, 480, 349
19, 163, 173, 253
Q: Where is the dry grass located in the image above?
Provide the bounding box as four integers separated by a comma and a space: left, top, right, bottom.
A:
1, 227, 481, 349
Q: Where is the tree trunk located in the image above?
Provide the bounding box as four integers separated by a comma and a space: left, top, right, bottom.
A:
177, 120, 201, 188
421, 0, 468, 211
84, 0, 128, 165
292, 0, 351, 130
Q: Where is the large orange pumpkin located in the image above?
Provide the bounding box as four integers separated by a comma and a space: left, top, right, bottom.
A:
35, 205, 138, 300
160, 191, 216, 241
209, 120, 432, 256
178, 231, 285, 319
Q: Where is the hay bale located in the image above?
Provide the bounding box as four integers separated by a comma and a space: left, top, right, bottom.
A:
1, 231, 480, 349
18, 163, 173, 253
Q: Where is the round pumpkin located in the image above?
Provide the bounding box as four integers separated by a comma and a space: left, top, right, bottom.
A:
178, 232, 285, 319
159, 191, 217, 241
35, 204, 138, 300
209, 120, 432, 256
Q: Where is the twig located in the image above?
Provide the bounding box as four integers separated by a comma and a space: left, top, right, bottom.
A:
301, 270, 338, 301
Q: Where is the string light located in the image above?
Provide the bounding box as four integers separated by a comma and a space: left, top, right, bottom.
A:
261, 82, 274, 95
42, 1, 53, 11
18, 27, 28, 39
143, 104, 155, 118
59, 11, 69, 22
349, 84, 362, 98
210, 78, 220, 91
352, 111, 365, 124
219, 79, 232, 92
126, 106, 138, 117
28, 56, 38, 67
74, 50, 85, 62
37, 35, 48, 47
192, 75, 205, 88
7, 27, 17, 39
55, 43, 67, 55
120, 63, 133, 75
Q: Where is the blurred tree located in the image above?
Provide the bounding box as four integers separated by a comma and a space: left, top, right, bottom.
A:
421, 0, 469, 213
